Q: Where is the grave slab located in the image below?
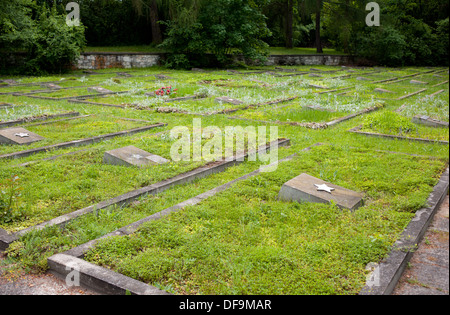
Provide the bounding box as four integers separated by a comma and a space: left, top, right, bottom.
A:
374, 88, 393, 93
0, 127, 45, 145
87, 86, 113, 94
41, 83, 62, 89
215, 96, 244, 105
279, 173, 364, 211
104, 146, 170, 168
410, 80, 428, 85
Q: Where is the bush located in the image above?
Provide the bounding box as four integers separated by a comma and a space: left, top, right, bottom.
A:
355, 26, 408, 67
160, 0, 270, 69
23, 5, 86, 74
0, 1, 85, 75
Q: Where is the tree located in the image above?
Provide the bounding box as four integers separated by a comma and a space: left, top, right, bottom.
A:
299, 0, 324, 53
160, 0, 271, 68
131, 0, 163, 44
0, 0, 86, 74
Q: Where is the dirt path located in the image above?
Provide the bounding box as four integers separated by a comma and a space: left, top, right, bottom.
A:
0, 253, 97, 295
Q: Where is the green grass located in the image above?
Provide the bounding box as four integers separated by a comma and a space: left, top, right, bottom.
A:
0, 65, 448, 294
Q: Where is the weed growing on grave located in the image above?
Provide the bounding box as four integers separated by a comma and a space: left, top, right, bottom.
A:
0, 175, 27, 224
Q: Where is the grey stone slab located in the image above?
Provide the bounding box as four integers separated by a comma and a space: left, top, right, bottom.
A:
410, 80, 428, 84
87, 86, 113, 94
0, 127, 45, 145
309, 84, 329, 89
215, 96, 244, 105
374, 88, 393, 93
41, 83, 62, 89
104, 146, 169, 168
279, 173, 364, 211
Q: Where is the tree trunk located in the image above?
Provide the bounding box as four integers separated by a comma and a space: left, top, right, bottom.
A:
315, 0, 323, 53
286, 0, 294, 49
150, 0, 163, 44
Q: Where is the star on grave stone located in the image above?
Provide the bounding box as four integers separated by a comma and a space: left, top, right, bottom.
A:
15, 133, 30, 138
314, 184, 335, 194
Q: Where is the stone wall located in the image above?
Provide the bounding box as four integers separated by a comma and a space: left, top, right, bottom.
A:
264, 54, 353, 66
75, 53, 354, 70
76, 53, 161, 70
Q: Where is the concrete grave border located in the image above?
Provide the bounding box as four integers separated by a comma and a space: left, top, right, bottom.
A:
348, 125, 449, 145
360, 167, 449, 295
0, 138, 290, 251
47, 141, 318, 295
227, 104, 383, 129
0, 112, 81, 129
0, 122, 167, 160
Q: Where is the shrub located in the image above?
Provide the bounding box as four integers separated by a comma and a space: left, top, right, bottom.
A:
160, 0, 270, 69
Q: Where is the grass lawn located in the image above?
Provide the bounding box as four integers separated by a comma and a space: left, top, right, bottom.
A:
0, 65, 448, 294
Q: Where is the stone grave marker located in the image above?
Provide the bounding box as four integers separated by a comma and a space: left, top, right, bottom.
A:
155, 74, 171, 80
357, 77, 371, 81
215, 96, 244, 105
278, 173, 364, 211
0, 127, 45, 145
87, 86, 114, 94
410, 80, 428, 85
374, 88, 393, 93
412, 115, 449, 128
117, 72, 133, 77
309, 73, 322, 77
104, 146, 170, 168
309, 84, 329, 89
41, 83, 62, 89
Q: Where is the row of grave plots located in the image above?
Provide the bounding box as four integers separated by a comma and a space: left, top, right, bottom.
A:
0, 66, 449, 295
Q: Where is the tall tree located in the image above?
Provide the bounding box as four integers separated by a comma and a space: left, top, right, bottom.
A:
131, 0, 163, 44
299, 0, 323, 53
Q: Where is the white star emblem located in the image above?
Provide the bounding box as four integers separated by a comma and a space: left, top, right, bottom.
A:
15, 133, 30, 138
131, 154, 144, 160
314, 184, 335, 194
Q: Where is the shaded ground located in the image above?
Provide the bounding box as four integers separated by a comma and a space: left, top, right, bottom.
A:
394, 194, 449, 295
0, 253, 97, 295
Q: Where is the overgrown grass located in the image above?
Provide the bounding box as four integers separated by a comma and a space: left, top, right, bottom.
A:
0, 65, 448, 294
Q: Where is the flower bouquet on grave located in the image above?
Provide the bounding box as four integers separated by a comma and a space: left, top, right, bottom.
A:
154, 86, 178, 97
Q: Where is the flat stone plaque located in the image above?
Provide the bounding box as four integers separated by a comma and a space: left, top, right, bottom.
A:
374, 88, 392, 93
0, 127, 45, 145
215, 96, 243, 105
410, 80, 428, 85
279, 173, 364, 211
104, 146, 170, 168
87, 86, 113, 94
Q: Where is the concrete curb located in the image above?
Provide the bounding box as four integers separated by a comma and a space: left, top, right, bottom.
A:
360, 167, 449, 295
0, 112, 81, 129
348, 126, 449, 145
0, 122, 167, 160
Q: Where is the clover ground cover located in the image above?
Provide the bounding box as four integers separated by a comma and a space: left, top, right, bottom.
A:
84, 144, 447, 295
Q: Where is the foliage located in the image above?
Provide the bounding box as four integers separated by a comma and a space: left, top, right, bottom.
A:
160, 0, 271, 68
0, 0, 86, 74
363, 111, 417, 134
